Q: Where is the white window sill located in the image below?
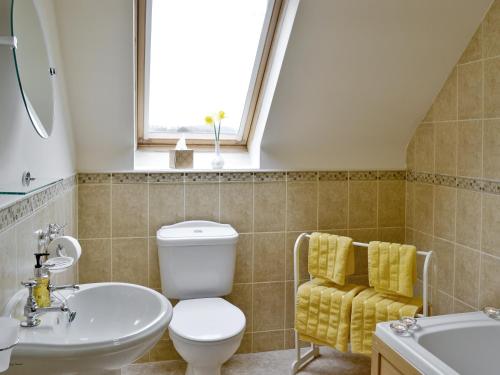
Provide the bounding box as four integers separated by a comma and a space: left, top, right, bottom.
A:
134, 149, 259, 172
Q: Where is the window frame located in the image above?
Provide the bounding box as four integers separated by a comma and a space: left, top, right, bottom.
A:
136, 0, 284, 149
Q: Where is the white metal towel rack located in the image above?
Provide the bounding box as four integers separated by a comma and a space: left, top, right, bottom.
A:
291, 233, 433, 374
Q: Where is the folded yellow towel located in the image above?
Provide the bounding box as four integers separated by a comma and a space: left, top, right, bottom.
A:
295, 278, 366, 352
368, 241, 417, 298
350, 288, 422, 355
308, 233, 355, 285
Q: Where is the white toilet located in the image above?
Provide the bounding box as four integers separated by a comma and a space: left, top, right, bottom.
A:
156, 221, 245, 375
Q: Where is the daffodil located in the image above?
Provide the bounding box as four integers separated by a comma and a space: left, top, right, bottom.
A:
205, 116, 214, 125
216, 111, 225, 121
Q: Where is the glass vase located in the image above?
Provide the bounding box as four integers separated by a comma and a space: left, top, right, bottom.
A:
211, 139, 224, 169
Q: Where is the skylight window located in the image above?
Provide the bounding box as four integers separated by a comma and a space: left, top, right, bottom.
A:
137, 0, 282, 146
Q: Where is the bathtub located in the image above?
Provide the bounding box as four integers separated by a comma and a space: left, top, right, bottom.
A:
375, 311, 500, 375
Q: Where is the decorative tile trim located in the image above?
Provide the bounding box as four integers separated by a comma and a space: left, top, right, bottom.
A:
78, 173, 111, 184
348, 171, 378, 181
482, 179, 500, 194
148, 173, 184, 183
406, 170, 416, 182
0, 174, 77, 233
378, 170, 406, 180
111, 173, 148, 184
318, 171, 348, 181
220, 172, 254, 182
287, 171, 318, 182
414, 172, 435, 184
254, 172, 286, 182
184, 172, 220, 183
434, 174, 457, 188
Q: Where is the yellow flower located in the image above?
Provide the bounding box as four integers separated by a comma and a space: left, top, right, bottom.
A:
216, 111, 225, 120
204, 115, 214, 125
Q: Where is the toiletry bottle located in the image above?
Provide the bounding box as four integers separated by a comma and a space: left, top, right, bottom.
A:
33, 252, 50, 308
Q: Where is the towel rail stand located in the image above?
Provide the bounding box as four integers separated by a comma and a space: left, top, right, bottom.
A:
291, 233, 433, 374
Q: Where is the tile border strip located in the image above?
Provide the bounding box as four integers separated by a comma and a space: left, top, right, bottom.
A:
0, 174, 77, 233
408, 170, 500, 195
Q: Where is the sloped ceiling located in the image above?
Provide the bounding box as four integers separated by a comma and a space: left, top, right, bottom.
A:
260, 0, 493, 170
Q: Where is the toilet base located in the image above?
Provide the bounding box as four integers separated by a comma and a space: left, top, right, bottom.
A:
186, 363, 221, 375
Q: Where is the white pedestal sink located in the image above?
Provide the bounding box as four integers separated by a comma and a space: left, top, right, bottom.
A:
2, 283, 172, 375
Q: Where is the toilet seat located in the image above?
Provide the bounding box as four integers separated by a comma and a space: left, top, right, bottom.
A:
169, 298, 246, 343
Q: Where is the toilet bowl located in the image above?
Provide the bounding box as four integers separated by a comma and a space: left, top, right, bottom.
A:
157, 221, 243, 375
169, 298, 245, 375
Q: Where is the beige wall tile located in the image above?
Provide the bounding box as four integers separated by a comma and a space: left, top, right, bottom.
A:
348, 181, 377, 229
433, 291, 454, 315
415, 123, 435, 173
0, 228, 17, 310
253, 232, 285, 282
434, 122, 457, 175
433, 186, 456, 241
484, 58, 500, 118
458, 62, 483, 120
285, 329, 309, 349
456, 189, 481, 249
414, 184, 434, 234
318, 181, 348, 230
459, 26, 482, 64
252, 331, 284, 352
433, 238, 455, 295
378, 228, 405, 244
479, 253, 500, 308
234, 233, 253, 284
112, 184, 148, 238
185, 183, 219, 222
253, 282, 285, 331
220, 182, 253, 233
149, 340, 181, 361
482, 193, 500, 257
457, 120, 482, 177
237, 334, 253, 354
482, 0, 500, 58
285, 281, 295, 329
79, 239, 111, 283
286, 182, 317, 232
431, 68, 457, 121
15, 215, 35, 283
285, 232, 310, 281
226, 283, 253, 332
148, 238, 161, 289
78, 184, 110, 239
349, 228, 377, 275
453, 299, 476, 313
483, 119, 500, 180
406, 182, 414, 228
378, 180, 405, 227
254, 182, 286, 232
148, 184, 184, 236
454, 245, 479, 307
112, 238, 148, 286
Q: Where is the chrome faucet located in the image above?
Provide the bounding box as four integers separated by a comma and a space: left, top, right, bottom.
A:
20, 280, 79, 327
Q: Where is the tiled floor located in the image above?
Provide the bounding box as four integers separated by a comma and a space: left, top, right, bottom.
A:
125, 347, 371, 375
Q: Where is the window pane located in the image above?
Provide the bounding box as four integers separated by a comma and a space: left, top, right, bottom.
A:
147, 0, 269, 139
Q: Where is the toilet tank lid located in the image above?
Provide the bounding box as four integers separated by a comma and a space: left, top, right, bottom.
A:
157, 221, 238, 246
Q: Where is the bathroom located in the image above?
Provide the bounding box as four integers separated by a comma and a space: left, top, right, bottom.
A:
0, 0, 499, 374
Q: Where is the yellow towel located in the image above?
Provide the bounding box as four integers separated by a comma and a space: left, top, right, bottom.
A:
350, 288, 422, 355
308, 233, 355, 285
295, 278, 366, 352
368, 241, 417, 298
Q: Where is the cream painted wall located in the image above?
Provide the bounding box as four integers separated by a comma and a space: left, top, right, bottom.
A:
54, 0, 135, 172
55, 0, 491, 171
260, 0, 493, 170
0, 0, 76, 185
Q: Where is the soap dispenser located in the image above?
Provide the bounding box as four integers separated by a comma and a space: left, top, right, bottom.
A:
33, 252, 50, 308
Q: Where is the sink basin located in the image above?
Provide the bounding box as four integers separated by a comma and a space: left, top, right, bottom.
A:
2, 283, 172, 375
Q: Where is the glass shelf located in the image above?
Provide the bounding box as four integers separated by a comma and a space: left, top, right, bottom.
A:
0, 178, 62, 195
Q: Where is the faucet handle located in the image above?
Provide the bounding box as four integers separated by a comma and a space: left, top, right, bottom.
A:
21, 280, 38, 288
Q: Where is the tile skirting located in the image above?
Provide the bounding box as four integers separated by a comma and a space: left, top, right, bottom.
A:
0, 174, 77, 233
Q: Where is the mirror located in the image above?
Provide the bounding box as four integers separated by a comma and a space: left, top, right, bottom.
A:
11, 0, 55, 139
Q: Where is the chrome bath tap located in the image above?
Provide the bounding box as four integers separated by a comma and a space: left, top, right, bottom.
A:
20, 280, 79, 327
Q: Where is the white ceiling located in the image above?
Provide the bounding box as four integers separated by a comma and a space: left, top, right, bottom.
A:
260, 0, 492, 170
